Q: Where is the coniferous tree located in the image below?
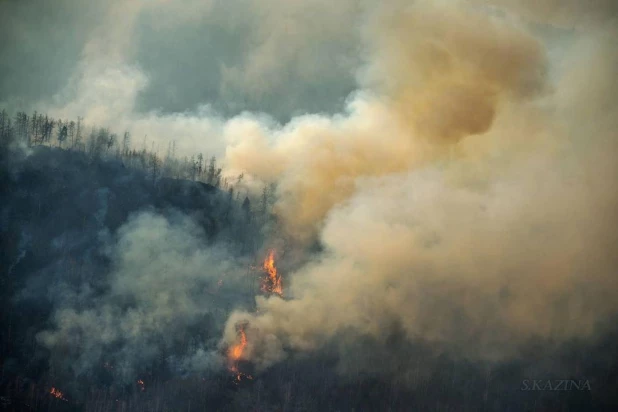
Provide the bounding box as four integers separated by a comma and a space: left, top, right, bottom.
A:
197, 153, 204, 179
189, 154, 196, 181
242, 196, 252, 222
107, 133, 117, 153
58, 123, 68, 147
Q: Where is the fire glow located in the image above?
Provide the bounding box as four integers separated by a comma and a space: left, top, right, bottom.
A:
49, 387, 67, 401
225, 249, 283, 382
261, 250, 283, 297
227, 325, 252, 382
229, 327, 247, 361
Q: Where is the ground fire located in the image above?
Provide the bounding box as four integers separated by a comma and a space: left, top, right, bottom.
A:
49, 387, 67, 401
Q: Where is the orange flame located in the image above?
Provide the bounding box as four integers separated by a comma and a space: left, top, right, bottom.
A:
50, 387, 67, 401
227, 325, 253, 382
229, 327, 247, 362
137, 379, 145, 392
261, 250, 283, 297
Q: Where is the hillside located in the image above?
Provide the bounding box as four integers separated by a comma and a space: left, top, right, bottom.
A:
0, 146, 258, 411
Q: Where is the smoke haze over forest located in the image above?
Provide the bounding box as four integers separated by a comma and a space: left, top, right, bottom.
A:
1, 0, 617, 411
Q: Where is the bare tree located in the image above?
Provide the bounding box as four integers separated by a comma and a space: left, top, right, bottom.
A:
68, 120, 76, 147
74, 117, 83, 150
197, 153, 204, 179
13, 112, 29, 145
42, 115, 55, 144
30, 111, 39, 145
0, 109, 13, 146
149, 152, 160, 185
206, 156, 222, 187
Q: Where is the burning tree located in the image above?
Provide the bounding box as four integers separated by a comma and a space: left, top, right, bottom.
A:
225, 249, 284, 381
227, 323, 252, 383
261, 250, 283, 297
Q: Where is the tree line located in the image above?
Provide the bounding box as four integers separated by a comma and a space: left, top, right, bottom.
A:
0, 108, 280, 237
0, 108, 245, 190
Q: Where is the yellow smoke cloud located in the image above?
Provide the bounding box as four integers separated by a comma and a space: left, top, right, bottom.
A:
226, 0, 548, 239
222, 0, 618, 370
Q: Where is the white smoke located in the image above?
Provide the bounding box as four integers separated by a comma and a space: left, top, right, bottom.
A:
39, 212, 248, 380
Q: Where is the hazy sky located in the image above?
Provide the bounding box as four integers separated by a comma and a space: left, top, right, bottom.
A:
0, 0, 362, 121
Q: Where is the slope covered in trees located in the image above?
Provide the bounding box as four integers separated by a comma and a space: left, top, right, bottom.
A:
0, 110, 270, 410
1, 109, 617, 412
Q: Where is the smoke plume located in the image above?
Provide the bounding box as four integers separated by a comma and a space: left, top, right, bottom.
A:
17, 0, 617, 383
38, 212, 249, 381
221, 0, 618, 372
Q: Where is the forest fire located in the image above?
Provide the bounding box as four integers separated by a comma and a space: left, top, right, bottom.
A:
227, 324, 253, 382
223, 249, 283, 383
137, 379, 145, 392
49, 387, 67, 401
261, 250, 283, 297
229, 327, 247, 361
